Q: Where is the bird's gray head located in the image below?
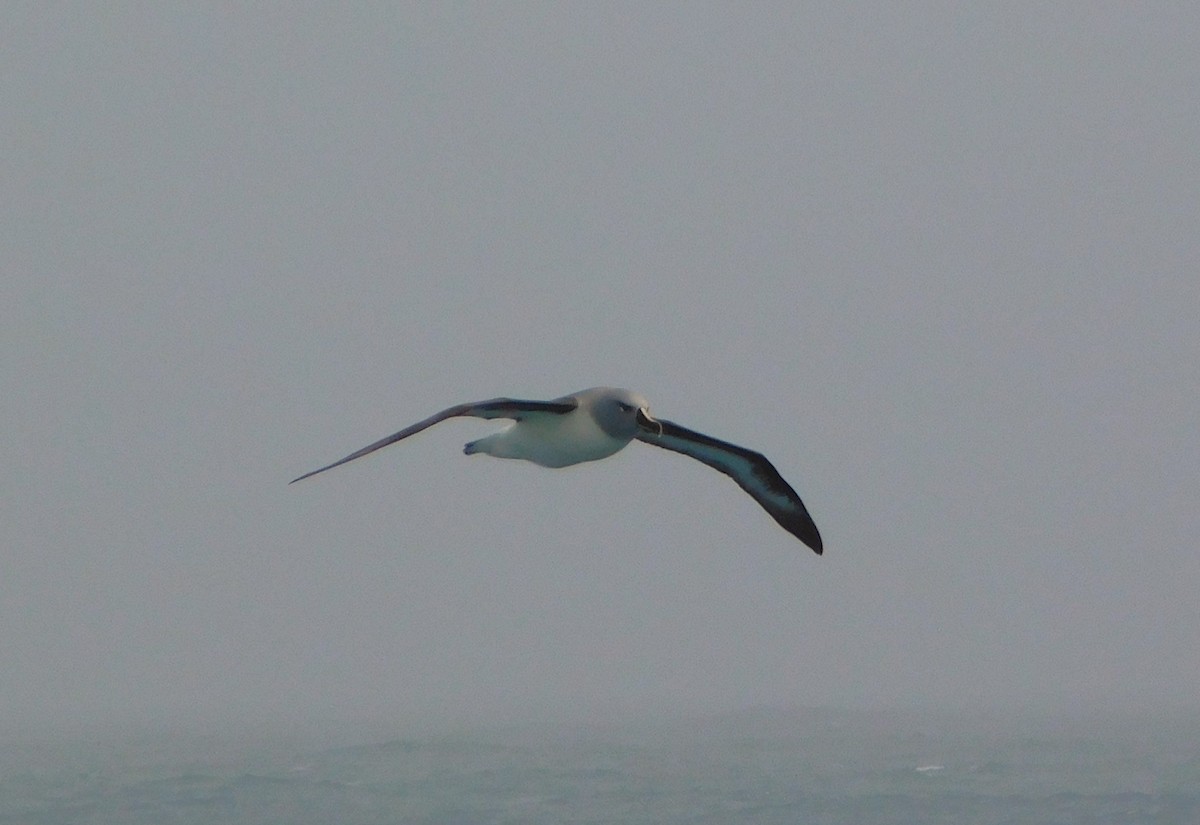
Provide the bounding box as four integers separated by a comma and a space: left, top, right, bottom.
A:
581, 387, 655, 440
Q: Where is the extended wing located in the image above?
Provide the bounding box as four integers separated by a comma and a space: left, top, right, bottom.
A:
290, 397, 577, 483
635, 416, 822, 553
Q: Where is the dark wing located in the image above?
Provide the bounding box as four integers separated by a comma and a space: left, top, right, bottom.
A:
290, 397, 578, 484
635, 416, 823, 554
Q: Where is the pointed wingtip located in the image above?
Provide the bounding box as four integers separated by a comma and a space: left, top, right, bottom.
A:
790, 520, 823, 555
807, 523, 823, 554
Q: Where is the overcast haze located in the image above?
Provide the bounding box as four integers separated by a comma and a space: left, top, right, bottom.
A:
4, 4, 1198, 735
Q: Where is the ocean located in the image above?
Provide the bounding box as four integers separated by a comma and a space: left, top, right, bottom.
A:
2, 708, 1196, 824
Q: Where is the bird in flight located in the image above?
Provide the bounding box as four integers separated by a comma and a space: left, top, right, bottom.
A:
292, 387, 822, 553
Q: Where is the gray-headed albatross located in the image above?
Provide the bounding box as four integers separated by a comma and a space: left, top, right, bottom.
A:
291, 387, 822, 553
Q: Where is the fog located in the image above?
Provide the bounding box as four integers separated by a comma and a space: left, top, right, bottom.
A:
4, 4, 1197, 735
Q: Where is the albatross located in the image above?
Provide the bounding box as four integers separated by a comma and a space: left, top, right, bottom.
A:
291, 387, 822, 553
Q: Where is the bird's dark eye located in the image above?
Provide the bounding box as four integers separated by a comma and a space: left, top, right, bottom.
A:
618, 402, 631, 412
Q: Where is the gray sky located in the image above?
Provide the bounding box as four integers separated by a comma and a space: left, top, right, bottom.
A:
4, 3, 1198, 734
